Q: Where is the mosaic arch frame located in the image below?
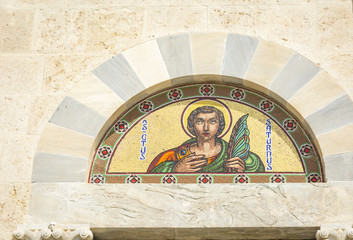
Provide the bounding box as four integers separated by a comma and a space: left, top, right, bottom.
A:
32, 32, 353, 183
89, 79, 324, 184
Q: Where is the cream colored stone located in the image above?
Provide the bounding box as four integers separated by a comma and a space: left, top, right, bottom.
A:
0, 136, 39, 183
0, 56, 44, 95
0, 9, 35, 53
316, 5, 353, 53
68, 73, 124, 119
245, 40, 294, 88
33, 9, 86, 53
288, 71, 346, 118
37, 123, 94, 159
316, 0, 351, 3
317, 124, 353, 156
12, 0, 67, 7
143, 6, 208, 38
122, 40, 170, 88
0, 96, 31, 135
86, 8, 145, 53
338, 82, 353, 101
43, 55, 107, 93
267, 5, 316, 55
27, 94, 66, 135
316, 53, 353, 96
208, 0, 278, 4
190, 32, 228, 75
208, 6, 268, 38
0, 183, 30, 240
68, 0, 171, 7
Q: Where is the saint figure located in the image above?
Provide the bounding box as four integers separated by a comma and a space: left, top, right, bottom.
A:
147, 100, 264, 173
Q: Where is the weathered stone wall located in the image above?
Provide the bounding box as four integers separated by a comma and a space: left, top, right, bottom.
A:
1, 0, 352, 239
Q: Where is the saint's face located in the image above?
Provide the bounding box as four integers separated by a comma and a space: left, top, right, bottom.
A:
194, 112, 220, 141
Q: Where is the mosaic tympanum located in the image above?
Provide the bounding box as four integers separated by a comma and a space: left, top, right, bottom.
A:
89, 83, 323, 184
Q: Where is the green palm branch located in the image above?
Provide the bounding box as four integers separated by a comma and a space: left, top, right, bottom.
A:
227, 114, 250, 160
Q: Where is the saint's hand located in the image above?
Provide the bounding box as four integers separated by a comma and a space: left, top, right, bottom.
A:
173, 153, 207, 173
224, 157, 245, 172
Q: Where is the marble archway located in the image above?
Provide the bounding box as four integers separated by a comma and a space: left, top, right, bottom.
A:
32, 33, 353, 182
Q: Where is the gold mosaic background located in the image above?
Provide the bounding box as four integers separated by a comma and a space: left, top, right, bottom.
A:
109, 99, 303, 173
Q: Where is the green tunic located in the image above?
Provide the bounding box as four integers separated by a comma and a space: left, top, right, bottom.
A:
149, 138, 264, 173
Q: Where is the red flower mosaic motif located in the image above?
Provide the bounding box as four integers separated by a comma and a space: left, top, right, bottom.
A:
234, 175, 249, 184
90, 174, 105, 184
114, 120, 129, 133
198, 174, 213, 184
230, 88, 245, 100
283, 119, 297, 131
300, 144, 313, 157
162, 174, 176, 184
260, 100, 274, 112
271, 174, 285, 183
168, 89, 182, 101
307, 173, 322, 183
126, 175, 141, 184
200, 85, 214, 96
139, 101, 153, 113
98, 146, 112, 159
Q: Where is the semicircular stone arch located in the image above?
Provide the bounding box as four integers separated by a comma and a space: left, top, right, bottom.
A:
32, 32, 353, 183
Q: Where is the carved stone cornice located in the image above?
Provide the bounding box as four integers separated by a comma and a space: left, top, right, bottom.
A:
13, 223, 93, 240
316, 224, 353, 240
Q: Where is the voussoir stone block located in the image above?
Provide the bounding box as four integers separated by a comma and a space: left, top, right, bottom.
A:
36, 123, 94, 159
32, 152, 88, 182
157, 33, 193, 79
49, 96, 107, 137
92, 54, 145, 102
324, 153, 353, 181
122, 39, 170, 89
68, 72, 124, 118
270, 54, 321, 100
190, 32, 228, 75
317, 123, 353, 157
245, 40, 294, 89
305, 94, 353, 136
222, 33, 259, 79
288, 70, 345, 118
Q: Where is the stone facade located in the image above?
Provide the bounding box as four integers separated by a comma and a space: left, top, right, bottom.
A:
1, 0, 353, 239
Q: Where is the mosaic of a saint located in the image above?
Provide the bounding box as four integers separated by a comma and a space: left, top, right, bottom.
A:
147, 99, 264, 173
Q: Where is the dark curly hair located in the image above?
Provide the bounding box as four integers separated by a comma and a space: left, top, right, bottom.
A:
187, 106, 225, 137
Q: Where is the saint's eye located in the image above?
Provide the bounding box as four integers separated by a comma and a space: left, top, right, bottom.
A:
210, 119, 218, 124
196, 119, 203, 125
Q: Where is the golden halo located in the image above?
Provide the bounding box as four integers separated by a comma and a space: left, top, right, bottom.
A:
181, 99, 232, 138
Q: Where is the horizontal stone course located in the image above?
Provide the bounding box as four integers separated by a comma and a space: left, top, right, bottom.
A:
28, 182, 353, 229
